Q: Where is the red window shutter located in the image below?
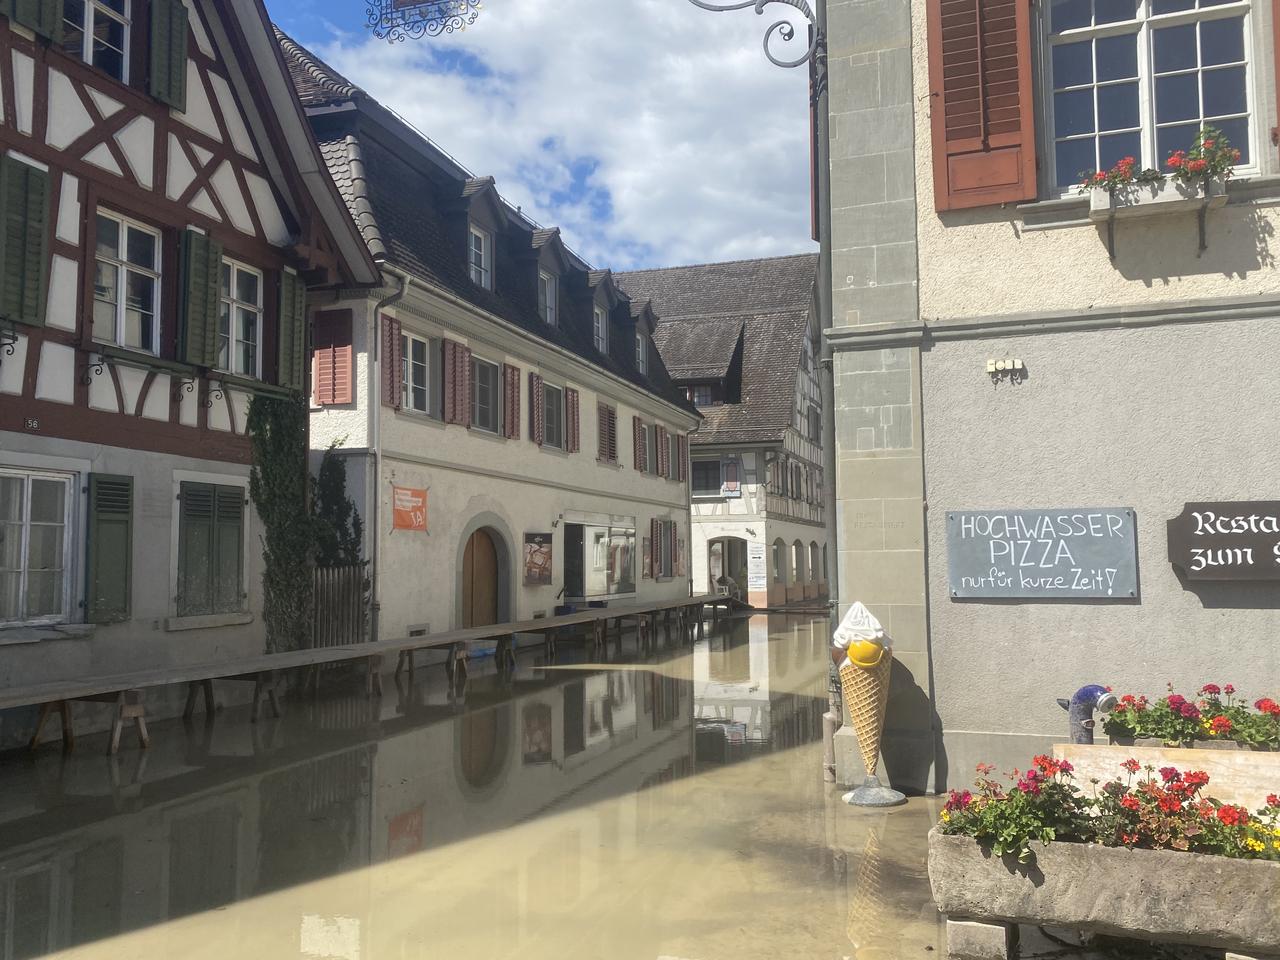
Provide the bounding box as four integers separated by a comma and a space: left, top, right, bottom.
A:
502, 363, 520, 439
654, 426, 666, 477
676, 435, 687, 481
529, 372, 545, 444
565, 387, 580, 453
458, 344, 473, 429
608, 409, 617, 462
312, 310, 354, 406
380, 315, 402, 409
442, 339, 457, 422
650, 518, 660, 577
597, 403, 608, 461
927, 0, 1037, 211
632, 416, 643, 472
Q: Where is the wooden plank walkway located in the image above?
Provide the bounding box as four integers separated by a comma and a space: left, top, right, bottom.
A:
2, 594, 714, 715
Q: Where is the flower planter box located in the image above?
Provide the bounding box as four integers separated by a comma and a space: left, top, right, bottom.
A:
1052, 742, 1280, 816
1088, 178, 1227, 222
928, 829, 1280, 959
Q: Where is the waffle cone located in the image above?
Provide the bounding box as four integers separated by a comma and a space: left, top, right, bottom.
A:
839, 654, 892, 777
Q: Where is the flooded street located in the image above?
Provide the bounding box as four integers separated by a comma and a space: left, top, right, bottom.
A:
1, 615, 945, 959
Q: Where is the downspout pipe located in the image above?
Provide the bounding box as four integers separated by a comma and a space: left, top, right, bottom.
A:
370, 264, 409, 645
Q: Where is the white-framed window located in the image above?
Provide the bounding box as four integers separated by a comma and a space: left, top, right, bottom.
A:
93, 210, 159, 354
401, 332, 430, 413
635, 332, 647, 374
593, 306, 608, 353
469, 224, 491, 290
61, 0, 130, 83
217, 259, 262, 378
643, 423, 656, 475
543, 382, 564, 448
538, 271, 557, 327
472, 356, 501, 433
1043, 0, 1257, 191
0, 468, 74, 625
691, 459, 721, 497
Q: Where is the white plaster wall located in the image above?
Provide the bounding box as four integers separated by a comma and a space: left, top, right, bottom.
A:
921, 318, 1280, 768
907, 0, 1280, 322
309, 298, 373, 451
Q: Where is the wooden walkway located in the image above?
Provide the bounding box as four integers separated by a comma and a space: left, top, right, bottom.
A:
9, 594, 714, 753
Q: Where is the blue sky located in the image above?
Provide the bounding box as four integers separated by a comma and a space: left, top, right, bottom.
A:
268, 0, 817, 271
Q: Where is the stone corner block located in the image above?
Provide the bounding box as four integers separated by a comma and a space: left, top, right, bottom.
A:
945, 918, 1019, 960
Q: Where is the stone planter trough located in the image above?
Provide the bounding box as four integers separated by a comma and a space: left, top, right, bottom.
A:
929, 829, 1280, 960
1053, 742, 1280, 813
1088, 177, 1228, 221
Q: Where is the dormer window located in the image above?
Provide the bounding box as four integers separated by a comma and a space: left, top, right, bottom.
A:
635, 331, 647, 374
468, 225, 491, 290
593, 306, 608, 353
538, 271, 557, 327
62, 0, 130, 83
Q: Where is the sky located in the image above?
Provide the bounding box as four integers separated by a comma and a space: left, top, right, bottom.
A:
268, 0, 817, 271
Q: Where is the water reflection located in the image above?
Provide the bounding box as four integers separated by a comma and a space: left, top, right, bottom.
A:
0, 613, 949, 960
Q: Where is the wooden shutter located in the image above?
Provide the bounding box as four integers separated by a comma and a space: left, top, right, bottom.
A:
312, 310, 352, 405
177, 482, 213, 616
597, 404, 609, 462
212, 486, 244, 613
656, 426, 670, 477
277, 272, 306, 391
12, 0, 61, 41
565, 388, 580, 453
442, 339, 473, 425
675, 435, 687, 482
649, 518, 660, 578
0, 155, 49, 327
380, 314, 401, 408
529, 372, 545, 444
86, 474, 132, 623
150, 0, 189, 111
927, 0, 1036, 211
632, 416, 644, 472
179, 229, 221, 367
502, 363, 521, 439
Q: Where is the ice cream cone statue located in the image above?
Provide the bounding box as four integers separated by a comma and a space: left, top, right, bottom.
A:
832, 602, 906, 806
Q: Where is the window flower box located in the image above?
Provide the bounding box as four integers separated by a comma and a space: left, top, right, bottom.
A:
929, 829, 1280, 959
1088, 178, 1227, 222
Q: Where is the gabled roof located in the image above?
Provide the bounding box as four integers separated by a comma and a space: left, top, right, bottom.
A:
617, 253, 818, 445
277, 31, 695, 418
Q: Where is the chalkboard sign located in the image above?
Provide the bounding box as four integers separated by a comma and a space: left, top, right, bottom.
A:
946, 508, 1138, 599
1167, 502, 1280, 581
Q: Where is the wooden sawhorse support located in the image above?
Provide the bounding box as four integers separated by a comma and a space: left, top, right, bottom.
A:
183, 672, 283, 724
30, 690, 150, 755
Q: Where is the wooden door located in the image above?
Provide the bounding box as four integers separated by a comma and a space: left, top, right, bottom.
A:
462, 528, 499, 628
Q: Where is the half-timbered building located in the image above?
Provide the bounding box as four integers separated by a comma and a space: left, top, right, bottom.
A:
0, 0, 376, 716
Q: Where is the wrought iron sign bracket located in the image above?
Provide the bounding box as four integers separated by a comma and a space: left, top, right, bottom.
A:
685, 0, 824, 69
82, 353, 107, 386
0, 319, 17, 372
367, 0, 481, 42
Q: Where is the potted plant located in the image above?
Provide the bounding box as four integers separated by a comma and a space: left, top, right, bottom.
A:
929, 756, 1280, 958
1084, 127, 1237, 222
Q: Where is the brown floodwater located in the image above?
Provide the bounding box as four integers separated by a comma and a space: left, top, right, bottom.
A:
0, 613, 1108, 959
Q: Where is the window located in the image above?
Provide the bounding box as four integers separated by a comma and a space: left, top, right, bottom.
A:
808, 406, 822, 442
538, 271, 557, 327
469, 225, 491, 289
217, 259, 261, 378
176, 481, 245, 617
1045, 0, 1254, 190
543, 382, 564, 448
93, 211, 159, 354
472, 356, 501, 433
635, 332, 647, 374
399, 333, 428, 412
62, 0, 130, 82
691, 459, 721, 496
593, 306, 608, 353
691, 384, 714, 407
0, 469, 73, 625
771, 539, 786, 584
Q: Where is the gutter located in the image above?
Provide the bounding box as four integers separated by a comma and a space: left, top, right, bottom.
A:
369, 264, 410, 644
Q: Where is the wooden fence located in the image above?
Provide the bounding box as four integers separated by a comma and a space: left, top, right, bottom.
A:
312, 563, 369, 648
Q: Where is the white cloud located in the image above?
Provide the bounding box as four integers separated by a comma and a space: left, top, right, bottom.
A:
282, 0, 817, 270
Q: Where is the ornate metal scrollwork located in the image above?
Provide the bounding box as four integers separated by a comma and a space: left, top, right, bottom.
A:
686, 0, 822, 69
171, 376, 197, 402
203, 384, 226, 409
0, 320, 16, 370
366, 0, 481, 42
82, 354, 106, 386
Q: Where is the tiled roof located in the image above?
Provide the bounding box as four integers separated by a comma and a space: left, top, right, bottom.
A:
280, 33, 695, 417
618, 254, 818, 445
273, 28, 364, 105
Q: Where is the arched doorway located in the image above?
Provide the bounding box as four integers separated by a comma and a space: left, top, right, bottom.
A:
707, 536, 748, 597
462, 528, 499, 628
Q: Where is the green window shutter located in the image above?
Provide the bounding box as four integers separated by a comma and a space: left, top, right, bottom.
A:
0, 155, 50, 326
13, 0, 62, 42
177, 482, 214, 617
150, 0, 188, 111
212, 486, 244, 613
179, 229, 221, 367
86, 474, 133, 623
277, 271, 306, 391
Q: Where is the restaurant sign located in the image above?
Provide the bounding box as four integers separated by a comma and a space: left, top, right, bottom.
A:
1167, 502, 1280, 580
946, 508, 1138, 599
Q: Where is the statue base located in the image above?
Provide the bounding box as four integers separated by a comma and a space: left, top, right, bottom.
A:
842, 775, 907, 807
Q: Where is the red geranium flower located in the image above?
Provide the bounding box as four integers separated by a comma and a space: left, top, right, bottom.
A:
1120, 794, 1140, 811
1183, 770, 1210, 789
1266, 794, 1279, 808
1159, 766, 1181, 784
1209, 715, 1232, 734
1181, 703, 1201, 719
1200, 684, 1221, 696
1223, 684, 1236, 695
1121, 758, 1141, 774
1217, 805, 1247, 827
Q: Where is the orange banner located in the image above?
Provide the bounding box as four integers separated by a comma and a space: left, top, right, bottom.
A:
392, 486, 427, 531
